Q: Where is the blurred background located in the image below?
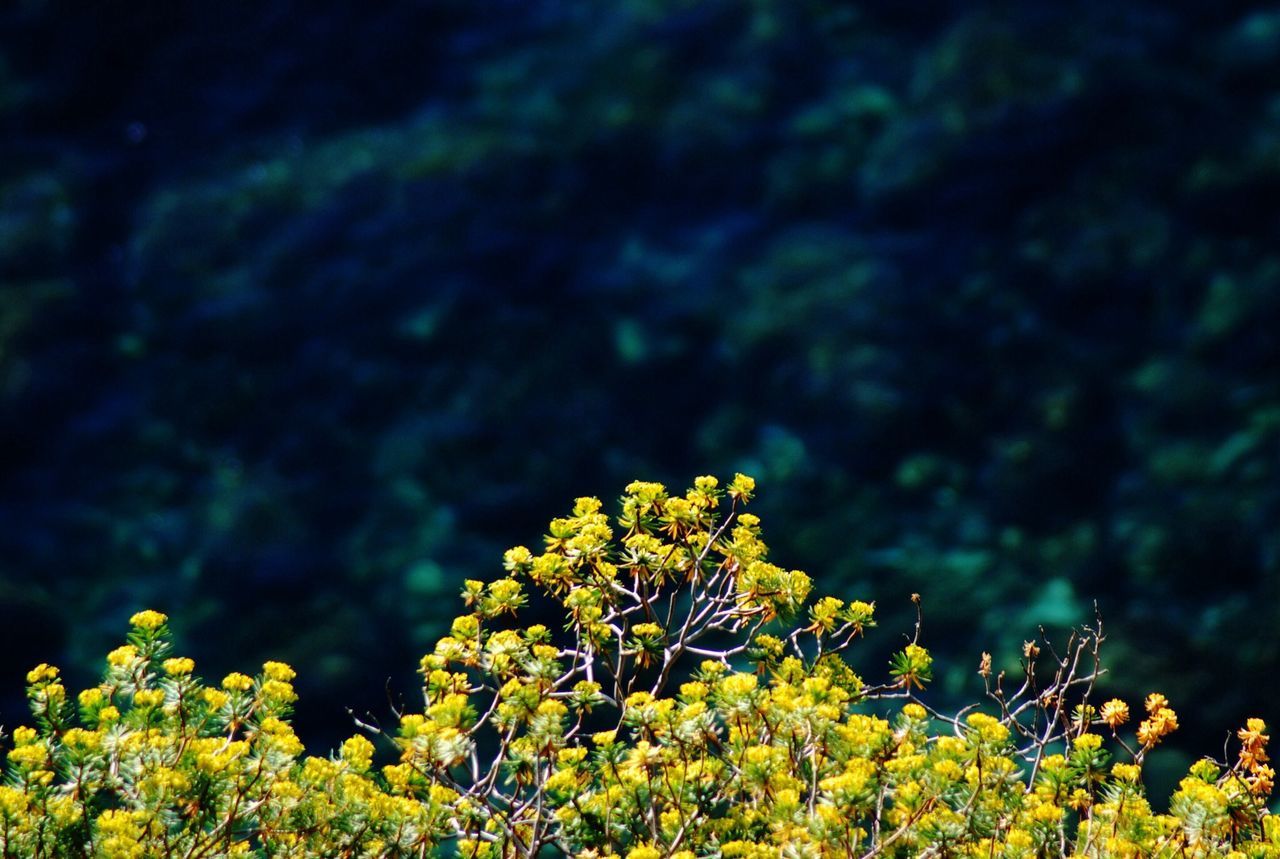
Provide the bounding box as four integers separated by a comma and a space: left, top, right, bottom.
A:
2, 0, 1278, 791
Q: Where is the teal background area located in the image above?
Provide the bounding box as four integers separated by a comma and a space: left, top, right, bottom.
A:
1, 2, 1278, 773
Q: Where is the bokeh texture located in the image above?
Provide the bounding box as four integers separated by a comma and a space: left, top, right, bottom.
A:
2, 2, 1278, 778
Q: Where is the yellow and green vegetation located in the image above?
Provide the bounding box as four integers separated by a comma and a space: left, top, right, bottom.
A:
2, 475, 1274, 857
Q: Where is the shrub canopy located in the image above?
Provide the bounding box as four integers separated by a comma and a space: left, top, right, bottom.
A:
1, 476, 1273, 857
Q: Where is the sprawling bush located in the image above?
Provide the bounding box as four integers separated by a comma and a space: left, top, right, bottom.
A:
2, 475, 1273, 857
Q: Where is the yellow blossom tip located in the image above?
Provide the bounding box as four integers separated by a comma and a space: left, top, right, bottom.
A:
129, 609, 168, 630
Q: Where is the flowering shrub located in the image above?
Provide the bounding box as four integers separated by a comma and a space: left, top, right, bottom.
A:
2, 475, 1275, 857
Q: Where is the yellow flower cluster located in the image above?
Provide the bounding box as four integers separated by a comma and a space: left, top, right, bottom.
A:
0, 475, 1273, 858
1238, 718, 1273, 795
0, 627, 452, 857
25, 663, 58, 685
1136, 692, 1179, 749
162, 656, 195, 675
128, 609, 168, 630
1100, 697, 1129, 729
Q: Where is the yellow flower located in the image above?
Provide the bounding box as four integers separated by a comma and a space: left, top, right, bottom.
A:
729, 472, 756, 499
106, 645, 139, 668
381, 762, 413, 793
966, 712, 1010, 745
1101, 698, 1130, 729
261, 679, 297, 703
902, 702, 928, 720
717, 673, 758, 697
503, 545, 534, 570
1248, 764, 1275, 795
34, 682, 65, 704
1241, 717, 1268, 740
451, 615, 481, 640
9, 724, 40, 747
262, 661, 296, 682
679, 681, 709, 701
535, 699, 567, 718
573, 496, 603, 515
808, 596, 844, 633
257, 718, 304, 755
1112, 763, 1142, 783
61, 728, 102, 753
1006, 830, 1034, 851
25, 663, 58, 685
1073, 733, 1103, 752
140, 766, 189, 795
96, 808, 145, 859
1137, 706, 1179, 748
162, 657, 195, 675
129, 609, 168, 630
7, 741, 48, 770
1032, 801, 1063, 823
342, 735, 375, 772
221, 672, 254, 692
1238, 717, 1270, 771
0, 785, 29, 818
557, 747, 588, 767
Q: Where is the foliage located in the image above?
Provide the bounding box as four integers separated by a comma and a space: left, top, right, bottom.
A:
2, 476, 1275, 857
5, 5, 1280, 753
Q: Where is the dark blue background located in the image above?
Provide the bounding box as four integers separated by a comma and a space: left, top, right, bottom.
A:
2, 2, 1278, 786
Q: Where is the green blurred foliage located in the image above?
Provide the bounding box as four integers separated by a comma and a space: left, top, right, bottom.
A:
0, 1, 1277, 753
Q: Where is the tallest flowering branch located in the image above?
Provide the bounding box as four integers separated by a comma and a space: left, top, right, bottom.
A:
491, 474, 873, 711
